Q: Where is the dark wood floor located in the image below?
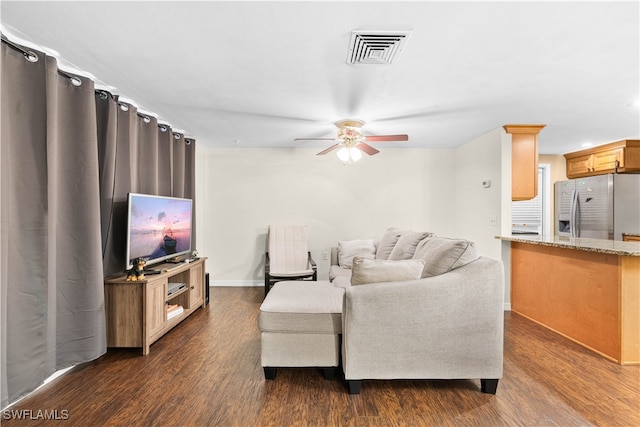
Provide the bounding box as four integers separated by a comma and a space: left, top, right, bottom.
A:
4, 287, 639, 426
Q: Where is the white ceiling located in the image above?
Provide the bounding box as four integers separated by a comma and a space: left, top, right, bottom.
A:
1, 1, 638, 155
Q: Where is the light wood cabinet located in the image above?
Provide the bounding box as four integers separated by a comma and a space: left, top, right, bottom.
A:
623, 234, 640, 242
105, 258, 207, 355
565, 140, 640, 179
510, 242, 639, 365
147, 280, 168, 339
189, 261, 205, 307
504, 124, 546, 201
565, 153, 593, 178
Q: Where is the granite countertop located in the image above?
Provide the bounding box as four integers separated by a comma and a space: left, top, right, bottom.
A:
496, 234, 640, 256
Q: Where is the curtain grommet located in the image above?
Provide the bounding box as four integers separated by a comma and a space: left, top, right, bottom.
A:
69, 76, 82, 87
24, 51, 39, 63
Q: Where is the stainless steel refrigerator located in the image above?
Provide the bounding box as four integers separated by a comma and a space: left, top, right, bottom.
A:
555, 174, 640, 240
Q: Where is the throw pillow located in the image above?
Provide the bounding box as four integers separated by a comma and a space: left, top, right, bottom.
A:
413, 236, 480, 277
388, 231, 433, 260
375, 227, 403, 260
351, 257, 426, 286
338, 239, 376, 269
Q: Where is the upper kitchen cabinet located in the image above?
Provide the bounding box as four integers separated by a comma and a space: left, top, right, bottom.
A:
504, 124, 546, 201
564, 140, 640, 179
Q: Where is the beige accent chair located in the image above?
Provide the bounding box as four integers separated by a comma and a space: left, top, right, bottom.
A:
264, 225, 317, 296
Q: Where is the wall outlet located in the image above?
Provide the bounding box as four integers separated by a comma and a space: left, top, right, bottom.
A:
322, 251, 328, 260
489, 215, 497, 226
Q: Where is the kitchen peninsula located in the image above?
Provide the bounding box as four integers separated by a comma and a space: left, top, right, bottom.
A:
498, 234, 640, 364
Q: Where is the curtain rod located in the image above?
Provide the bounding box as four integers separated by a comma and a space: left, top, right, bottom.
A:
1, 33, 38, 62
1, 34, 82, 86
2, 34, 194, 143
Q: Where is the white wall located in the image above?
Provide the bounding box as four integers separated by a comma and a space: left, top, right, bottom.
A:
454, 127, 511, 260
195, 129, 513, 309
195, 147, 456, 284
453, 127, 512, 309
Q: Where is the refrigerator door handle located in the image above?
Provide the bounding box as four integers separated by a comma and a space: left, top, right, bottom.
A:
570, 189, 579, 237
575, 191, 581, 237
574, 190, 582, 237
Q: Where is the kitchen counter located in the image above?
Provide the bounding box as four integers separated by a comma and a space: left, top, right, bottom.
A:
497, 234, 640, 256
499, 235, 639, 364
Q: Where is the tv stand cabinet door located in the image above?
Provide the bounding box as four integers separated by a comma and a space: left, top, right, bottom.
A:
145, 279, 167, 353
189, 261, 205, 308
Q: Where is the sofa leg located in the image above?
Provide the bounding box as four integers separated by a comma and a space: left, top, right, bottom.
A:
347, 380, 362, 394
263, 367, 277, 380
481, 378, 499, 394
321, 367, 336, 380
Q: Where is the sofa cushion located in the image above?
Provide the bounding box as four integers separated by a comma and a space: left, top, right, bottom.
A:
338, 239, 376, 268
329, 264, 351, 282
332, 275, 352, 288
259, 281, 344, 334
413, 236, 480, 277
389, 231, 433, 260
375, 227, 403, 260
350, 257, 426, 286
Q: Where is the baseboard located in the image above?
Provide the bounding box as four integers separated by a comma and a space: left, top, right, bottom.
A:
504, 302, 512, 311
210, 280, 261, 287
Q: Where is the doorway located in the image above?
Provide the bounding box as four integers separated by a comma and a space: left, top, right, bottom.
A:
511, 164, 551, 236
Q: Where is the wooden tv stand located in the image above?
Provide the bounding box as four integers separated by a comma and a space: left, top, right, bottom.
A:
104, 258, 207, 355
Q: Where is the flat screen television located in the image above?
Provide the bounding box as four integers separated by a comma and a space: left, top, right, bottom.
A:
125, 193, 193, 270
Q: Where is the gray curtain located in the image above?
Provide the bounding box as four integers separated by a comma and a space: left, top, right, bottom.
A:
98, 98, 196, 278
1, 43, 106, 407
1, 38, 196, 408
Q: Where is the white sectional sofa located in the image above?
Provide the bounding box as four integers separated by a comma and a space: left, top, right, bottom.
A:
258, 227, 505, 395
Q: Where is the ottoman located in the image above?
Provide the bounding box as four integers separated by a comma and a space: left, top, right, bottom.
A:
258, 280, 344, 380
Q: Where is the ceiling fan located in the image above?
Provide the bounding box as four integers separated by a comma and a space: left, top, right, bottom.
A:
294, 119, 408, 163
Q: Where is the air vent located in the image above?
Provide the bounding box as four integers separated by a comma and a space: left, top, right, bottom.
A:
347, 30, 412, 65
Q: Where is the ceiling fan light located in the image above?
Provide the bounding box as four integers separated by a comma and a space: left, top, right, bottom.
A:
349, 147, 363, 162
337, 147, 350, 162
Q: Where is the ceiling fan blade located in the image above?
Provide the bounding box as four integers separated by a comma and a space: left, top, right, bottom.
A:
365, 134, 409, 142
316, 144, 341, 155
356, 143, 380, 156
294, 137, 338, 142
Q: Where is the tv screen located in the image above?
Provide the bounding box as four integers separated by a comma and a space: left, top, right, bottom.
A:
125, 193, 193, 270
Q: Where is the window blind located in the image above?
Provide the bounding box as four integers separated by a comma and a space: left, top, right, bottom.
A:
512, 168, 543, 234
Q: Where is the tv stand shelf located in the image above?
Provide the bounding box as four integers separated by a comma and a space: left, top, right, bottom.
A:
104, 258, 207, 355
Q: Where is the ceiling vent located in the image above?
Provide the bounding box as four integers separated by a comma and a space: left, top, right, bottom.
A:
347, 30, 412, 65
